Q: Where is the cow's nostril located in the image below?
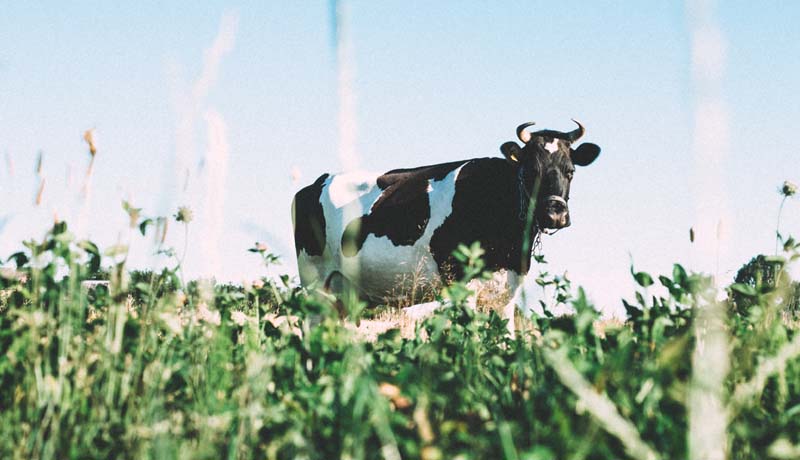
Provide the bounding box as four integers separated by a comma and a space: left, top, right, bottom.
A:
547, 200, 567, 214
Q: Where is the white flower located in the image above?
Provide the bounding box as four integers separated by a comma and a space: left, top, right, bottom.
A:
196, 302, 221, 326
159, 312, 183, 335
230, 310, 251, 326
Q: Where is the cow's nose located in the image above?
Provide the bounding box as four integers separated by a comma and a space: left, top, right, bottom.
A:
547, 197, 567, 214
544, 196, 570, 228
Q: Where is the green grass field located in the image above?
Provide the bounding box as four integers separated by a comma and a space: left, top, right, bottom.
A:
1, 203, 800, 460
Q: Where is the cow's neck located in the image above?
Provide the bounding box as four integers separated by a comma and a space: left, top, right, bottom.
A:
516, 166, 543, 274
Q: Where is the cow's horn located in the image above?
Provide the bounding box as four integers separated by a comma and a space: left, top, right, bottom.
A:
565, 119, 585, 142
516, 122, 536, 143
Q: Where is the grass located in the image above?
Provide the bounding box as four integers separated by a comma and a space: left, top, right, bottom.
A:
0, 203, 800, 460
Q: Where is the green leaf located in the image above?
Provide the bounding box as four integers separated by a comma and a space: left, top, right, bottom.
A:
135, 282, 151, 295
635, 291, 646, 306
672, 264, 687, 284
139, 218, 153, 236
51, 221, 68, 235
7, 252, 29, 268
633, 271, 654, 288
730, 283, 757, 297
762, 255, 786, 265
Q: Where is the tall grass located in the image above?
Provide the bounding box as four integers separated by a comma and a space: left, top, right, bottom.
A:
1, 202, 799, 459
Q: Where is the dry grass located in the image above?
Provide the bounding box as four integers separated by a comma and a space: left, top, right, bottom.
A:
378, 259, 442, 310
350, 309, 421, 341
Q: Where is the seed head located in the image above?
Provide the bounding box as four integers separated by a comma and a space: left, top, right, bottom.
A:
781, 180, 797, 198
175, 206, 194, 223
83, 129, 97, 157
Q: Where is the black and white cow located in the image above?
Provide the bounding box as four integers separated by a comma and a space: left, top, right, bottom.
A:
292, 121, 600, 333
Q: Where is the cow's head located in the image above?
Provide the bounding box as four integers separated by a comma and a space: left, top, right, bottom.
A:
500, 120, 600, 230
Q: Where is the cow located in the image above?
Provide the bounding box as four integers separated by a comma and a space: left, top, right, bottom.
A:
292, 120, 601, 334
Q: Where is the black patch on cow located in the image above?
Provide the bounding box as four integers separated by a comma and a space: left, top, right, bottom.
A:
341, 160, 467, 257
429, 158, 531, 279
292, 173, 329, 256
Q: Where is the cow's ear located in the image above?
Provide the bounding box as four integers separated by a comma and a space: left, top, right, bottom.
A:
571, 143, 600, 166
500, 142, 522, 164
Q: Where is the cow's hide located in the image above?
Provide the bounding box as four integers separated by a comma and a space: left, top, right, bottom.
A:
294, 157, 529, 303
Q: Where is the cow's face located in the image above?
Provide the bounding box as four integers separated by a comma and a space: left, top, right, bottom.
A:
500, 121, 600, 230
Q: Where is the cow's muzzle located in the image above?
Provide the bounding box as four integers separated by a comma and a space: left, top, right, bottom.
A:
540, 195, 570, 229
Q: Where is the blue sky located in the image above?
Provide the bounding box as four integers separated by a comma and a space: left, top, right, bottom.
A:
1, 1, 798, 315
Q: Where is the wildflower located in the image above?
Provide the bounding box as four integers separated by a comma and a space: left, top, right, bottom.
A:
196, 302, 221, 326
203, 413, 232, 431
175, 206, 194, 223
230, 310, 250, 326
159, 312, 183, 335
122, 201, 141, 228
379, 382, 411, 410
43, 374, 61, 400
174, 291, 187, 307
378, 382, 401, 399
151, 420, 170, 436
252, 278, 265, 289
83, 129, 97, 157
781, 180, 797, 198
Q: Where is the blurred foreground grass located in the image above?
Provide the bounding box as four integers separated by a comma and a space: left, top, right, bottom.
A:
1, 212, 800, 460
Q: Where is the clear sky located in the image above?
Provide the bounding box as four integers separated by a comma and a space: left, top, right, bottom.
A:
1, 1, 798, 316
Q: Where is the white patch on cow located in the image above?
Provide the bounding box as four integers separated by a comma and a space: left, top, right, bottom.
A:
348, 165, 465, 298
544, 138, 561, 154
298, 163, 469, 303
326, 171, 381, 208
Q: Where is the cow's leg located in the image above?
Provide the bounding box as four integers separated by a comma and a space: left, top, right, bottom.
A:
501, 271, 524, 338
468, 271, 524, 337
306, 270, 351, 329
324, 270, 352, 318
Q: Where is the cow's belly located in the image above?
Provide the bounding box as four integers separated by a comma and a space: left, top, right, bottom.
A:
342, 233, 442, 302
297, 241, 441, 303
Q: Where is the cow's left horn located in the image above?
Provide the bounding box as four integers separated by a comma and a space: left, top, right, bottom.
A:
516, 122, 536, 143
565, 119, 585, 142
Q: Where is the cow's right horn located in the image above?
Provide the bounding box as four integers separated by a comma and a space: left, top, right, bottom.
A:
516, 122, 536, 143
565, 119, 585, 142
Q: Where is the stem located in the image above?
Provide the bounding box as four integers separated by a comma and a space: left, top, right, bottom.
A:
776, 196, 787, 255
174, 223, 189, 288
